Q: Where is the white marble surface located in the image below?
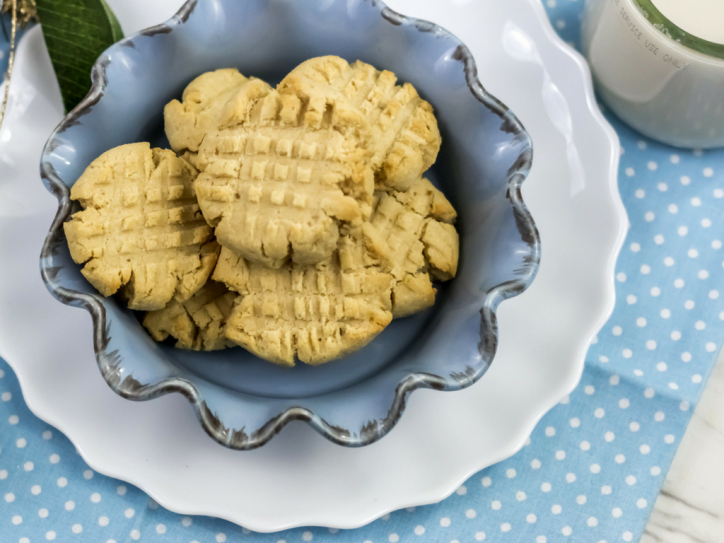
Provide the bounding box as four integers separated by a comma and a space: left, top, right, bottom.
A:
642, 349, 724, 542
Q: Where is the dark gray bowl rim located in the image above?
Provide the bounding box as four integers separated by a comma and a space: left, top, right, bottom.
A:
39, 0, 540, 450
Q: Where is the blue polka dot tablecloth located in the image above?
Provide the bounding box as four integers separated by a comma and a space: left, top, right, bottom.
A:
2, 2, 724, 542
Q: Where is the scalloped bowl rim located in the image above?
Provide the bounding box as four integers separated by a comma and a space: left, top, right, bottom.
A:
38, 0, 540, 450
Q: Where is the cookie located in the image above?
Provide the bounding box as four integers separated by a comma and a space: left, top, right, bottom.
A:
351, 177, 459, 318
213, 245, 394, 366
143, 281, 237, 351
279, 56, 441, 191
164, 69, 251, 160
64, 142, 218, 311
193, 77, 375, 268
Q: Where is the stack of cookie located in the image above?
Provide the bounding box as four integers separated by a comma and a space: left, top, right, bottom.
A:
64, 56, 459, 367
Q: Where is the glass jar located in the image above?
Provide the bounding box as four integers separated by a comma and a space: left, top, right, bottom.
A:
582, 0, 724, 148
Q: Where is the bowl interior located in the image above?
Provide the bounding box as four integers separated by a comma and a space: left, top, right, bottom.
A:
42, 0, 534, 404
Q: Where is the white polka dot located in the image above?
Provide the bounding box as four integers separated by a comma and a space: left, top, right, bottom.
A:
65, 500, 75, 511
616, 272, 626, 282
692, 197, 702, 206
675, 278, 685, 288
475, 533, 486, 541
182, 517, 192, 527
651, 287, 661, 296
654, 411, 665, 422
590, 464, 600, 474
32, 485, 41, 495
713, 240, 722, 249
605, 432, 615, 442
72, 524, 82, 534
693, 374, 703, 383
658, 182, 668, 191
99, 516, 109, 527
527, 514, 537, 523
631, 242, 641, 252
685, 300, 695, 309
654, 235, 664, 245
388, 535, 398, 543
42, 430, 52, 440
612, 508, 623, 518
657, 362, 667, 371
707, 342, 717, 352
83, 470, 93, 480
640, 264, 651, 274
689, 248, 699, 258
600, 356, 609, 363
302, 534, 312, 543
577, 495, 587, 505
635, 189, 645, 198
24, 461, 34, 471
699, 269, 710, 280
681, 175, 691, 185
491, 500, 502, 510
587, 517, 598, 527
516, 491, 526, 501
46, 532, 56, 541
1, 392, 10, 401
647, 340, 657, 350
671, 331, 681, 340
595, 408, 605, 418
57, 478, 67, 488
17, 438, 26, 448
50, 454, 60, 464
627, 295, 637, 304
626, 475, 637, 485
38, 507, 48, 517
555, 450, 566, 460
615, 454, 626, 464
680, 401, 691, 411
638, 140, 647, 149
414, 526, 425, 535
645, 211, 655, 221
556, 19, 566, 29
91, 493, 101, 503
670, 154, 680, 163
710, 290, 719, 299
620, 398, 630, 409
545, 426, 555, 437
644, 388, 655, 398
637, 498, 648, 509
704, 167, 714, 177
648, 161, 658, 170
456, 485, 467, 495
626, 167, 635, 177
466, 509, 477, 519
634, 369, 644, 377
482, 477, 492, 487
130, 530, 140, 541
651, 466, 662, 476
531, 459, 541, 469
562, 526, 572, 537
641, 444, 651, 454
664, 257, 674, 266
665, 434, 675, 444
440, 518, 451, 527
612, 326, 622, 336
623, 532, 633, 541
566, 473, 576, 483
581, 441, 592, 451
536, 537, 546, 543
506, 468, 517, 478
125, 508, 135, 518
12, 515, 22, 525
541, 482, 552, 492
682, 352, 692, 362
668, 204, 678, 213
501, 523, 511, 532
661, 309, 671, 318
622, 349, 632, 358
601, 485, 612, 495
116, 486, 127, 496
585, 386, 595, 395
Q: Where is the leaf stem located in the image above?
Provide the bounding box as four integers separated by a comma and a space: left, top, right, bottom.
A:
0, 0, 18, 131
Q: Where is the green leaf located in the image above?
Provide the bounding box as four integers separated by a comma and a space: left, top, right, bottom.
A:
35, 0, 124, 113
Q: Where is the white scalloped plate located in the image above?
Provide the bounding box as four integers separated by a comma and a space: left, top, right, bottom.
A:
0, 0, 626, 532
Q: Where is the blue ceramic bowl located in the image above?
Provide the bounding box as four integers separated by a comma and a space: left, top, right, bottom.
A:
40, 0, 539, 449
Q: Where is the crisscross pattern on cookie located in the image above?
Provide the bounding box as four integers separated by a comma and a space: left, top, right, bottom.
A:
213, 247, 393, 366
64, 143, 216, 311
143, 281, 237, 351
195, 79, 374, 268
279, 56, 441, 191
